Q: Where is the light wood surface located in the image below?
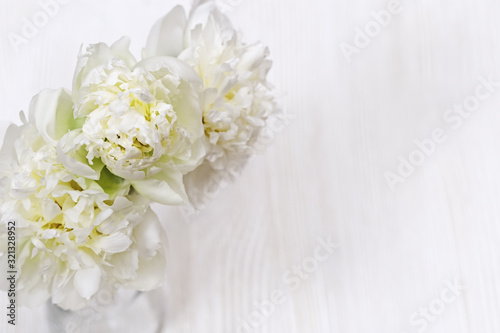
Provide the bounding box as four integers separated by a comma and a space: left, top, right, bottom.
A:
1, 0, 500, 332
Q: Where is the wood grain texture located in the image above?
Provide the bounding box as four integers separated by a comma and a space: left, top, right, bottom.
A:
1, 0, 500, 332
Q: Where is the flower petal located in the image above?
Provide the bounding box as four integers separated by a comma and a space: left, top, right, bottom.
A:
186, 2, 233, 42
133, 208, 165, 260
41, 198, 61, 222
57, 130, 101, 180
135, 56, 204, 138
74, 267, 101, 300
131, 170, 188, 205
73, 38, 137, 103
134, 56, 202, 88
93, 233, 132, 254
111, 250, 139, 281
127, 251, 166, 291
171, 80, 204, 139
29, 89, 83, 145
0, 123, 23, 178
110, 37, 137, 68
143, 5, 187, 58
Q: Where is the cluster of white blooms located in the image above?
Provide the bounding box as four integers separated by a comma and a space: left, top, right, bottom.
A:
145, 2, 284, 208
0, 0, 283, 311
0, 122, 166, 310
180, 9, 279, 166
62, 37, 206, 205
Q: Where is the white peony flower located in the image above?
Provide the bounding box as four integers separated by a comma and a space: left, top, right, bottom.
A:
0, 117, 168, 311
58, 37, 206, 205
145, 2, 283, 208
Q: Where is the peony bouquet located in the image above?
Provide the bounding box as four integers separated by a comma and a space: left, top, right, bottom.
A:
0, 0, 283, 312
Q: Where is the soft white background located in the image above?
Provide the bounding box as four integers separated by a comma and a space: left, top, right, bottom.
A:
1, 0, 500, 332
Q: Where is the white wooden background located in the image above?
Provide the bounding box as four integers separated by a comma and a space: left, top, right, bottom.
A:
1, 0, 500, 332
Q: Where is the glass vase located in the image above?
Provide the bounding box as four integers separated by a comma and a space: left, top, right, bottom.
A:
46, 288, 165, 333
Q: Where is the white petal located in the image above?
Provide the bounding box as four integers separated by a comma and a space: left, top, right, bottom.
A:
134, 56, 202, 89
57, 130, 100, 180
94, 233, 132, 254
110, 196, 133, 211
74, 267, 101, 300
237, 44, 269, 72
41, 198, 61, 222
52, 277, 87, 310
127, 247, 166, 291
97, 217, 130, 236
73, 40, 136, 102
144, 5, 187, 58
111, 250, 139, 281
29, 88, 81, 145
94, 208, 113, 226
186, 3, 233, 42
73, 227, 94, 244
131, 170, 188, 205
40, 229, 60, 240
32, 238, 47, 251
135, 56, 204, 142
133, 208, 164, 260
171, 78, 204, 139
172, 136, 206, 173
111, 37, 137, 68
0, 123, 23, 173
